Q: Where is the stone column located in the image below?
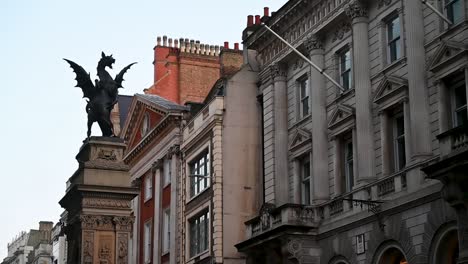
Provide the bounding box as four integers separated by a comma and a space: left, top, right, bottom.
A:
305, 35, 330, 203
465, 66, 468, 119
403, 99, 412, 163
271, 63, 289, 205
403, 0, 432, 159
346, 1, 375, 182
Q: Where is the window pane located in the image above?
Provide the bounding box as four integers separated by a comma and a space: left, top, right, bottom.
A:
303, 179, 310, 205
447, 0, 463, 24
455, 86, 467, 108
397, 137, 406, 169
388, 17, 400, 40
396, 115, 405, 137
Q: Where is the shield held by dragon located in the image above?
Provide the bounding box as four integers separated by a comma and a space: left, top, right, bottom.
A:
64, 52, 136, 138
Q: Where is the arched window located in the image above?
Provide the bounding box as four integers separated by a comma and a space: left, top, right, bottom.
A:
431, 226, 459, 264
373, 243, 408, 264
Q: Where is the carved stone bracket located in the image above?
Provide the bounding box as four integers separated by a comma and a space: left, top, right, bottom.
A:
304, 35, 324, 53
378, 0, 392, 9
151, 158, 163, 172
345, 1, 368, 19
332, 22, 351, 42
131, 178, 142, 188
259, 203, 276, 230
270, 63, 287, 80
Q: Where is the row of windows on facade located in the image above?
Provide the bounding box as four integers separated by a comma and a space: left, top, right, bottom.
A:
142, 151, 211, 262
143, 208, 171, 263
143, 209, 209, 262
298, 73, 467, 205
298, 0, 465, 119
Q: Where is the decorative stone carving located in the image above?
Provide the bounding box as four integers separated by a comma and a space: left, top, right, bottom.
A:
168, 144, 180, 157
117, 233, 128, 264
83, 231, 94, 264
113, 216, 134, 232
80, 215, 114, 230
332, 22, 351, 42
287, 239, 303, 259
131, 178, 141, 188
269, 63, 287, 79
82, 198, 131, 209
345, 1, 368, 19
259, 203, 276, 230
98, 243, 112, 264
378, 0, 392, 8
97, 149, 117, 161
292, 59, 305, 70
151, 158, 163, 172
304, 35, 323, 52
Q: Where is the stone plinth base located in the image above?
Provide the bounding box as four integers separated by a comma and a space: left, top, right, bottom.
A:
59, 137, 138, 264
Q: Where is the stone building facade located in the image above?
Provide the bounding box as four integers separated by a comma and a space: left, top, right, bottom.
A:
236, 0, 468, 263
176, 47, 261, 264
1, 222, 54, 264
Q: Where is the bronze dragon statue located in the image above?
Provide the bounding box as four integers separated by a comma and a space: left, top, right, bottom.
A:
64, 52, 136, 138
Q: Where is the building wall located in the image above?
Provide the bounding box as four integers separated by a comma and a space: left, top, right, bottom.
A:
239, 0, 468, 262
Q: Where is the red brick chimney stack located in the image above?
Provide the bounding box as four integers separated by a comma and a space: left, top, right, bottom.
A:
224, 41, 229, 49
234, 43, 239, 50
264, 7, 270, 17
247, 15, 254, 27
255, 15, 261, 25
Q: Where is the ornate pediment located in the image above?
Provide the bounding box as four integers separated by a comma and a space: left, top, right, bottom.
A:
289, 128, 311, 151
373, 75, 408, 108
328, 104, 355, 130
429, 41, 468, 72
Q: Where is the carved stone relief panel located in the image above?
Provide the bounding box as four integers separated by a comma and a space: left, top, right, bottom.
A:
82, 198, 131, 210
83, 231, 94, 264
98, 233, 115, 264
117, 233, 129, 264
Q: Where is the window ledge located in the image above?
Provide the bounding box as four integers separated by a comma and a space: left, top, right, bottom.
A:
371, 57, 407, 81
187, 250, 210, 263
187, 186, 211, 204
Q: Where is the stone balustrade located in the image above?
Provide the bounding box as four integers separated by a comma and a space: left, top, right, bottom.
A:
438, 125, 468, 157
244, 170, 408, 239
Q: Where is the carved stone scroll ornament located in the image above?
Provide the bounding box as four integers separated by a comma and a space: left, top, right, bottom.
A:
378, 0, 392, 8
80, 215, 114, 230
345, 1, 368, 19
287, 239, 303, 261
259, 203, 276, 230
113, 216, 134, 232
269, 63, 288, 80
168, 144, 181, 157
304, 35, 324, 53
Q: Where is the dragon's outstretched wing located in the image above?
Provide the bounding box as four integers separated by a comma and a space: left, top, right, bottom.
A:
115, 62, 137, 88
63, 59, 96, 99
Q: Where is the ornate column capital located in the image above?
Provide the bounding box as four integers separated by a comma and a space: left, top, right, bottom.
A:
151, 158, 163, 173
167, 144, 180, 158
345, 1, 368, 20
304, 35, 324, 53
270, 63, 287, 81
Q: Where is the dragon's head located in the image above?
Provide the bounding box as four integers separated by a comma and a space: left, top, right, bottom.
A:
99, 51, 115, 69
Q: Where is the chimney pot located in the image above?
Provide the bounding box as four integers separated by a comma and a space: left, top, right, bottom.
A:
234, 43, 239, 50
224, 41, 229, 49
163, 35, 167, 46
168, 38, 173, 47
264, 7, 270, 17
157, 36, 161, 46
255, 15, 261, 25
247, 15, 254, 27
174, 39, 179, 48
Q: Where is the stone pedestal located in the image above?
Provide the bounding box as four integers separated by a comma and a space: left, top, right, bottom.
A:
59, 137, 138, 264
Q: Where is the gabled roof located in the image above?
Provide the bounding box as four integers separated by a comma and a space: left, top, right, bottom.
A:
136, 94, 188, 112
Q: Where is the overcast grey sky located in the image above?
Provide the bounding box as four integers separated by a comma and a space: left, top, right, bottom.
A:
0, 0, 285, 259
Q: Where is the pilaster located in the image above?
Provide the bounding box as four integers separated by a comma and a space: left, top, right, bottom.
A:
271, 63, 289, 205
345, 1, 375, 183
305, 35, 329, 203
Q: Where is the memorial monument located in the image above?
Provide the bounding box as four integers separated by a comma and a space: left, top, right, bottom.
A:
60, 53, 138, 263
